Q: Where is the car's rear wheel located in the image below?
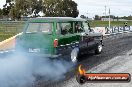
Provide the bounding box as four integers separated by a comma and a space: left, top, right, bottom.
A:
95, 44, 103, 54
71, 48, 79, 64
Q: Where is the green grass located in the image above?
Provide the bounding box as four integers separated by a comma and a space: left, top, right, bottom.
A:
0, 21, 25, 42
89, 20, 132, 27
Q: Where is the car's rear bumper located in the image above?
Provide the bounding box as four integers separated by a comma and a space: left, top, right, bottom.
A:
0, 49, 62, 59
27, 52, 62, 59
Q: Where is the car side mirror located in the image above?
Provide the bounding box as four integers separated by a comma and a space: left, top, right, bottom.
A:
85, 33, 89, 35
89, 28, 94, 32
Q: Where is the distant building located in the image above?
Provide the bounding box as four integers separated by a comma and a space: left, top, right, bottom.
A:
101, 18, 113, 21
114, 19, 128, 21
80, 17, 93, 21
87, 18, 93, 21
101, 17, 130, 21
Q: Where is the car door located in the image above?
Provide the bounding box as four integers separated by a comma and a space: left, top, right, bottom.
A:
56, 22, 78, 56
74, 21, 88, 51
82, 22, 96, 50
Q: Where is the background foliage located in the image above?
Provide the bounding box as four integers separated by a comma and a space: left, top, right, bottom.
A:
0, 0, 79, 20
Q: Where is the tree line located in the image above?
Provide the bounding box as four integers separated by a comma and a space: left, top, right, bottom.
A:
95, 15, 132, 20
80, 14, 132, 21
0, 0, 79, 20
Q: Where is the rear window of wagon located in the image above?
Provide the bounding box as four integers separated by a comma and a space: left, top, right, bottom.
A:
26, 23, 53, 34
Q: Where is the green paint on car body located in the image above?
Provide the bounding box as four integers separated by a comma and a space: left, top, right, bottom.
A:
16, 17, 103, 59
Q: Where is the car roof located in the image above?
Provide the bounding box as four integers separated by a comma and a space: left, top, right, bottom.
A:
28, 17, 87, 22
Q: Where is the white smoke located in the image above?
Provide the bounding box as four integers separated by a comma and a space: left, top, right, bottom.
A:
0, 52, 73, 87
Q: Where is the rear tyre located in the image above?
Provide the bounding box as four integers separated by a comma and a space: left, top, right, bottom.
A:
71, 48, 80, 64
95, 44, 103, 54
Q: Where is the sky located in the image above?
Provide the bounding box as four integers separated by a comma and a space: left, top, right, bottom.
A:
0, 0, 132, 18
0, 0, 6, 8
73, 0, 132, 18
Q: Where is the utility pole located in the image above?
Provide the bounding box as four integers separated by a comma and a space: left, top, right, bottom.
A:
86, 12, 88, 20
105, 5, 106, 21
109, 8, 111, 30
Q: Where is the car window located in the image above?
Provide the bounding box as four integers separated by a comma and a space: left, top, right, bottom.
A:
83, 22, 90, 33
40, 23, 52, 34
26, 23, 52, 34
57, 22, 73, 35
56, 23, 61, 35
75, 22, 84, 33
26, 23, 39, 33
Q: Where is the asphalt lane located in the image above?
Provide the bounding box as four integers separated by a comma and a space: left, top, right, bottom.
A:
34, 33, 132, 87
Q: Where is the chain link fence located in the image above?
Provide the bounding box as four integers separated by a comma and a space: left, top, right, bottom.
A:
0, 21, 25, 42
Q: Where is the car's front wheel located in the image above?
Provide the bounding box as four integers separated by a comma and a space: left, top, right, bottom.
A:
71, 48, 80, 64
95, 44, 103, 54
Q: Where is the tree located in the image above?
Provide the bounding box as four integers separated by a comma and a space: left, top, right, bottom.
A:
80, 15, 86, 19
2, 0, 79, 20
127, 15, 132, 20
15, 0, 43, 17
43, 0, 79, 17
61, 0, 79, 17
0, 9, 2, 15
15, 0, 31, 16
2, 0, 15, 16
94, 15, 100, 20
0, 9, 3, 19
31, 0, 43, 17
9, 7, 21, 20
3, 0, 43, 20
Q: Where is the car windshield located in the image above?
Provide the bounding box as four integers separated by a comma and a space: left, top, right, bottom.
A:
26, 23, 52, 34
83, 22, 91, 33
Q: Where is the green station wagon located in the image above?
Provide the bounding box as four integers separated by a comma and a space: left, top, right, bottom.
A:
15, 17, 103, 63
